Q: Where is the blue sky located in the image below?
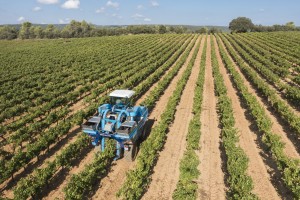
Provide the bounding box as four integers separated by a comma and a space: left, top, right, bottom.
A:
0, 0, 299, 26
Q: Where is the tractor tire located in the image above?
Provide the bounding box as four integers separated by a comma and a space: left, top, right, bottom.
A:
124, 143, 138, 162
140, 127, 147, 142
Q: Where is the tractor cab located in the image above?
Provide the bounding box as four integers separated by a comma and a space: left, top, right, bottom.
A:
109, 90, 135, 110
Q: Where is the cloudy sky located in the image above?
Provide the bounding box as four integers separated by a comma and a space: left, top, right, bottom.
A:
0, 0, 299, 26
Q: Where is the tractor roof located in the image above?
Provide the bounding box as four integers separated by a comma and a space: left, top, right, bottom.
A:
109, 90, 135, 98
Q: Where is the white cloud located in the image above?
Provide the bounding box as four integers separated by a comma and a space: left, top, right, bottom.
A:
132, 13, 151, 22
96, 7, 105, 13
137, 5, 144, 10
18, 16, 25, 22
33, 6, 41, 11
131, 13, 144, 18
59, 18, 71, 24
37, 0, 59, 4
106, 1, 119, 9
150, 1, 159, 7
132, 13, 144, 20
259, 8, 265, 12
61, 0, 80, 9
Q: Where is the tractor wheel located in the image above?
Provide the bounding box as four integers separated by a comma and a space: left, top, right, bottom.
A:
140, 127, 147, 141
124, 143, 138, 162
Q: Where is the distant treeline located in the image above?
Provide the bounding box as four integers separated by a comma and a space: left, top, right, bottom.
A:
229, 17, 300, 33
252, 23, 300, 32
0, 20, 225, 40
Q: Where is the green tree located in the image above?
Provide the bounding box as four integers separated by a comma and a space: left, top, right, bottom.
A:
44, 24, 58, 39
29, 26, 36, 39
81, 20, 93, 37
285, 21, 296, 30
158, 25, 167, 34
34, 26, 43, 38
208, 27, 222, 34
19, 22, 32, 39
195, 27, 208, 34
0, 26, 17, 40
286, 21, 295, 28
229, 17, 254, 33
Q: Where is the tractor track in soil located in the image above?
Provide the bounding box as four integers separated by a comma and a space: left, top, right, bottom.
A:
197, 36, 226, 200
43, 36, 199, 200
212, 36, 281, 200
91, 35, 201, 200
217, 36, 296, 199
141, 36, 204, 200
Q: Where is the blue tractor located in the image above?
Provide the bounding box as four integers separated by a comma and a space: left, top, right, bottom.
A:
82, 90, 148, 161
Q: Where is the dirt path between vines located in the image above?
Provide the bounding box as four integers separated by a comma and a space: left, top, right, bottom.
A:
91, 36, 201, 200
197, 36, 226, 199
141, 36, 204, 200
212, 36, 281, 200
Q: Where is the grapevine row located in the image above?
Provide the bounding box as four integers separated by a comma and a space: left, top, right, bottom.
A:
222, 33, 300, 106
218, 34, 300, 137
211, 36, 257, 199
172, 35, 206, 200
216, 35, 300, 199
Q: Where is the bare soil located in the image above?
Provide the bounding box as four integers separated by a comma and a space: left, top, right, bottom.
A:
197, 36, 226, 199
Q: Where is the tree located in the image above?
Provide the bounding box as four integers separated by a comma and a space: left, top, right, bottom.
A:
229, 17, 254, 33
157, 25, 167, 34
0, 26, 18, 40
29, 26, 36, 39
19, 22, 32, 39
172, 26, 187, 34
208, 27, 222, 34
34, 26, 43, 39
81, 20, 93, 37
285, 21, 296, 31
45, 24, 55, 39
195, 27, 208, 34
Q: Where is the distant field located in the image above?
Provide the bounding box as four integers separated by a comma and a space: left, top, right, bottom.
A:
0, 32, 299, 200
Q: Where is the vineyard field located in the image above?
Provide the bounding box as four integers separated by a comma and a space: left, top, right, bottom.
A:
0, 32, 300, 200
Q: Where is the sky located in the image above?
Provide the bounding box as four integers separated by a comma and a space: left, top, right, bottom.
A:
0, 0, 299, 26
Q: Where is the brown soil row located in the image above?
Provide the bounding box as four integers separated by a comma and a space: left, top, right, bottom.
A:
197, 36, 226, 199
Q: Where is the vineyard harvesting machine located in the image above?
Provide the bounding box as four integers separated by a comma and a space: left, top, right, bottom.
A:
82, 90, 148, 161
